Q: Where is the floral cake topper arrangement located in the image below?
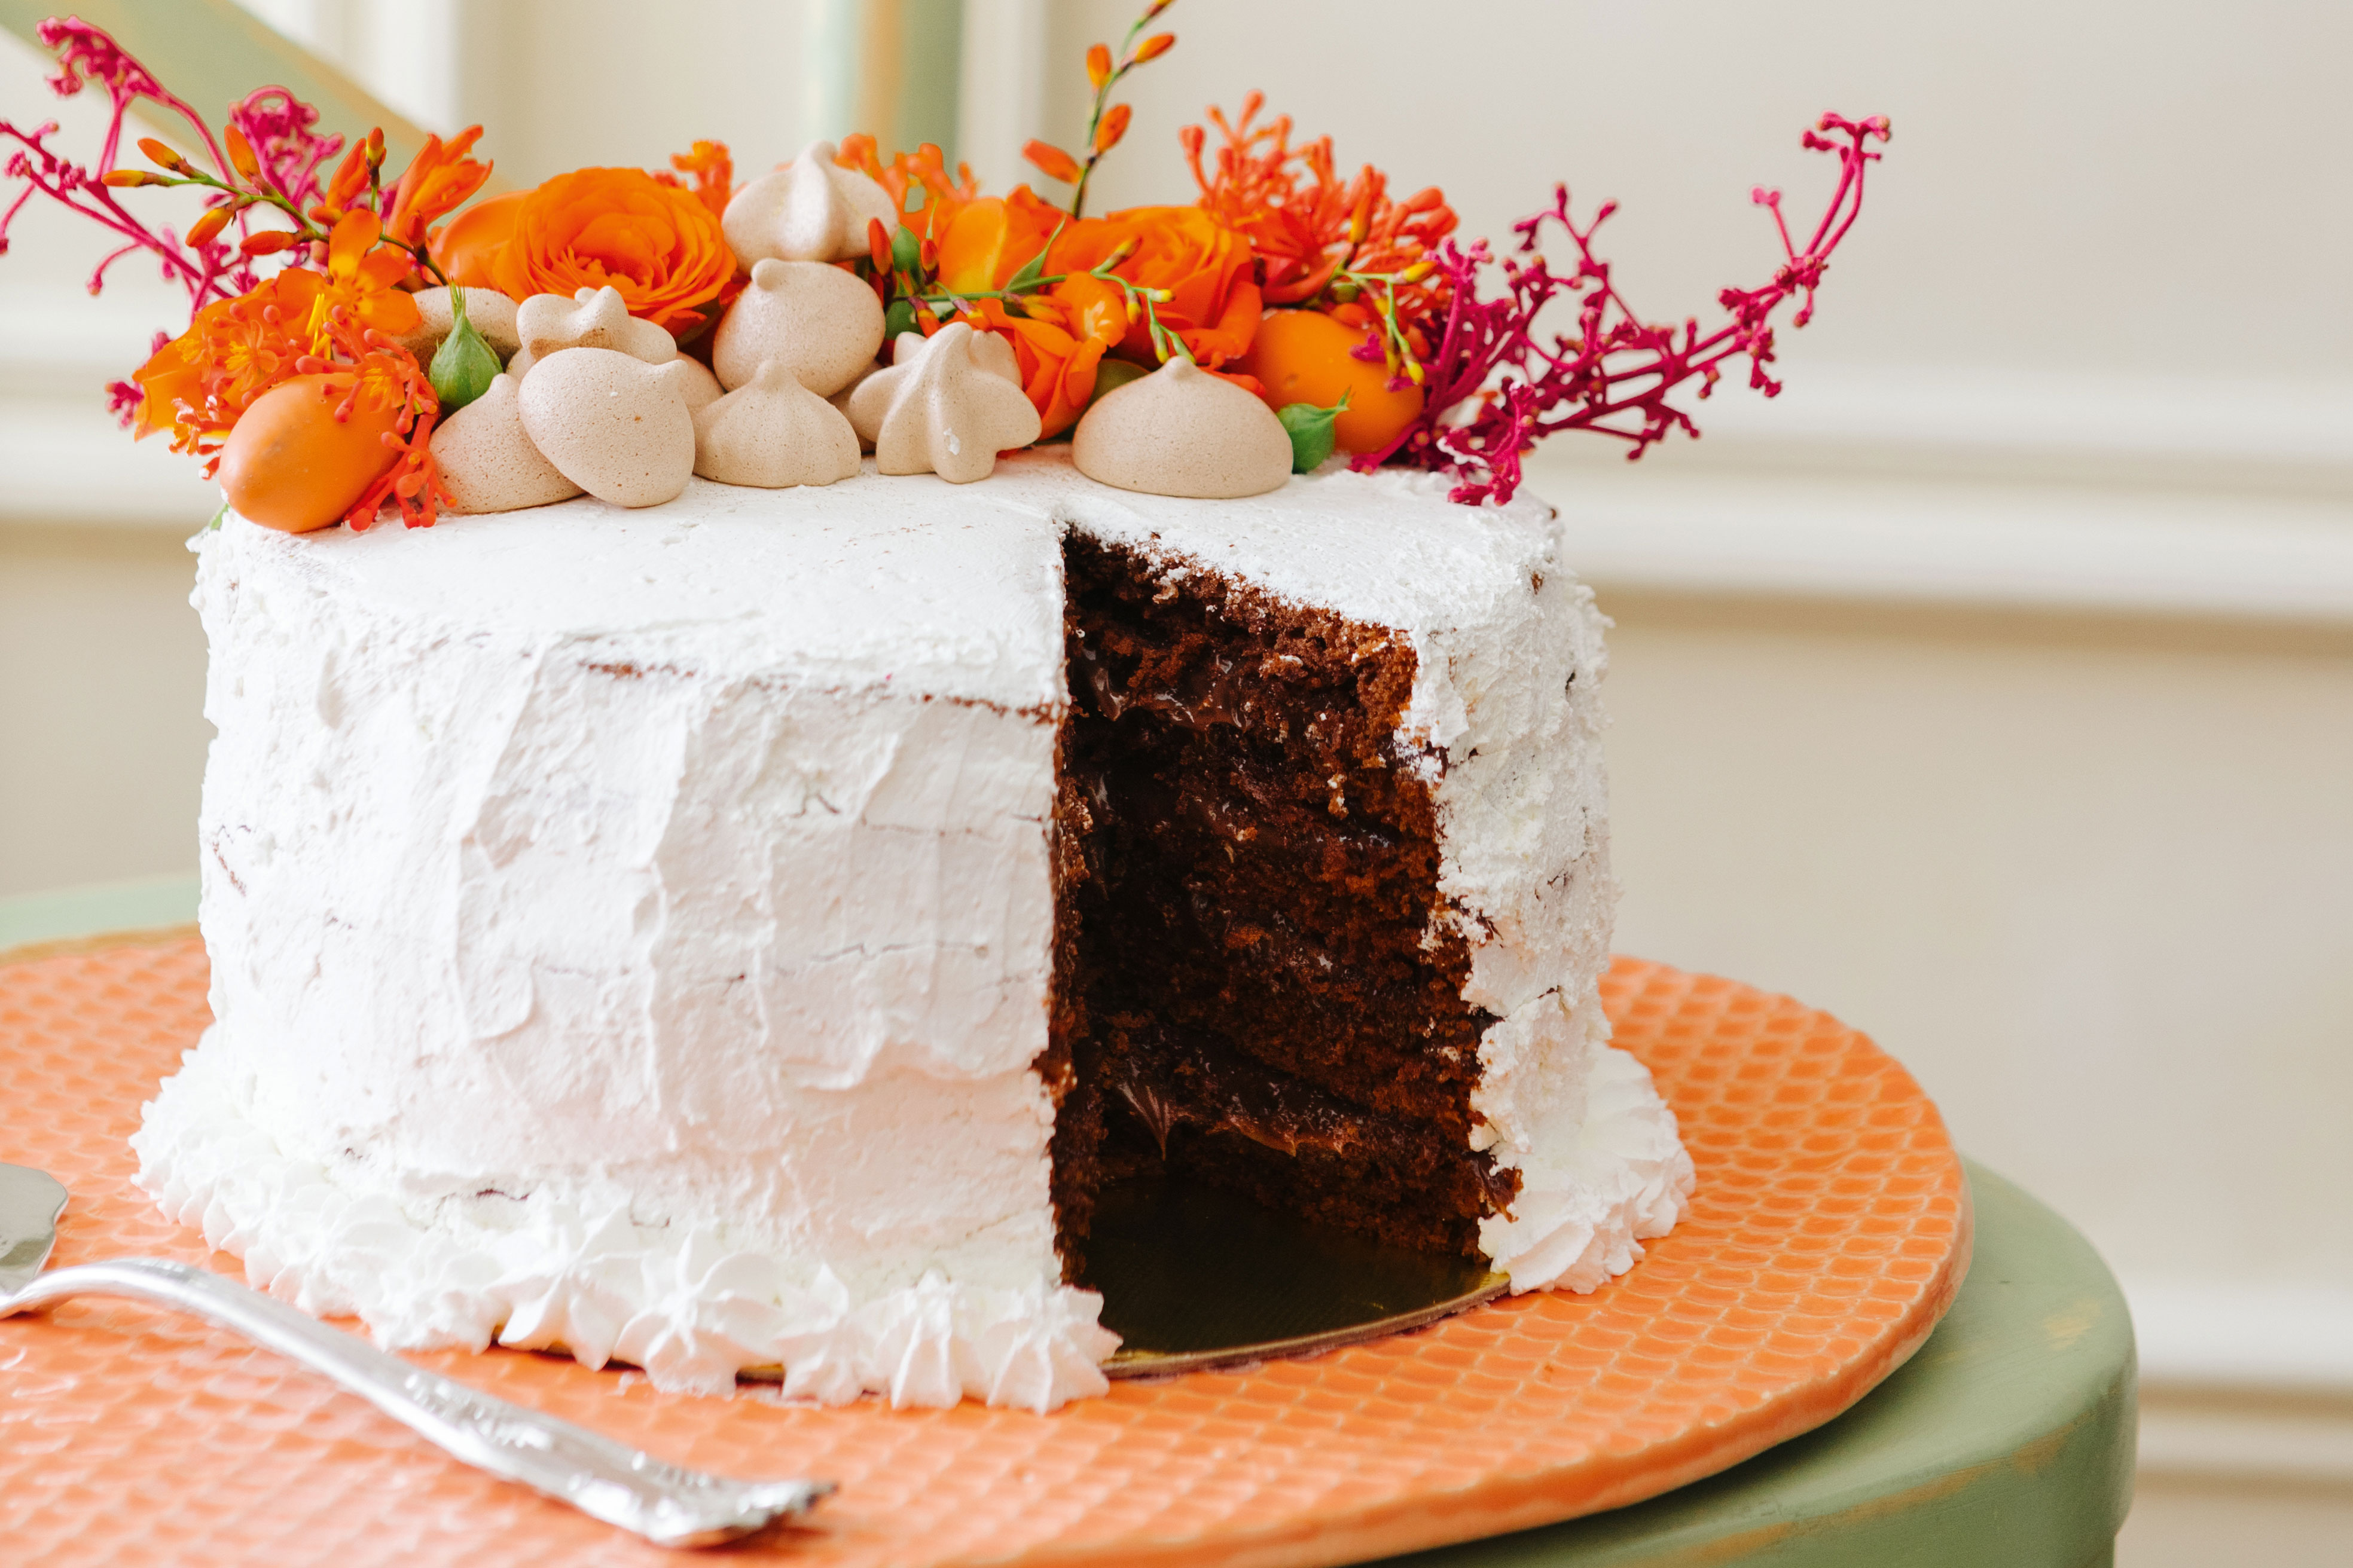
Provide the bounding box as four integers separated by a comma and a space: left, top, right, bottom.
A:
0, 5, 1888, 531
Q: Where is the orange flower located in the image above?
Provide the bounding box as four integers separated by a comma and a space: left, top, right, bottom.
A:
478, 167, 737, 334
835, 136, 976, 248
132, 269, 328, 454
962, 272, 1128, 437
1048, 205, 1262, 367
431, 189, 525, 290
380, 126, 492, 250
312, 138, 373, 225
306, 210, 421, 350
657, 139, 734, 221
1023, 140, 1085, 187
933, 185, 1066, 294
1094, 103, 1132, 156
1183, 95, 1456, 330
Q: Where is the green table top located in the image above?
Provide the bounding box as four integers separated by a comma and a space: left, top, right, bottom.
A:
2, 879, 2137, 1567
1382, 1160, 2134, 1567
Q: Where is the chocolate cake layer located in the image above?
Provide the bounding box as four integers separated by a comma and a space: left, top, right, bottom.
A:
1051, 533, 1512, 1273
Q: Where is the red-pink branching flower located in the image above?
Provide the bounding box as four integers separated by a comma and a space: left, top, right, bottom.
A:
226, 87, 344, 213
1362, 112, 1890, 506
0, 20, 347, 423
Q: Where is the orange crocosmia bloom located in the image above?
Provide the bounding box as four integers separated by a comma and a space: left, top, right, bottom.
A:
657, 139, 734, 220
1023, 140, 1085, 187
381, 126, 492, 250
835, 136, 978, 248
933, 185, 1067, 295
486, 167, 737, 334
964, 272, 1127, 438
313, 139, 373, 224
132, 269, 328, 454
307, 210, 422, 350
1094, 103, 1132, 156
1048, 205, 1262, 368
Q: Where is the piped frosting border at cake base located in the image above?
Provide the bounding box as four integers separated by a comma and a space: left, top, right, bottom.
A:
133, 1007, 1691, 1407
131, 1034, 1120, 1410
1473, 985, 1697, 1291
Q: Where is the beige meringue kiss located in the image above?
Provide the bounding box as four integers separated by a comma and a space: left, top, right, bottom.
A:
1073, 355, 1293, 500
844, 329, 1024, 449
391, 286, 521, 363
847, 322, 1042, 484
721, 139, 899, 265
829, 359, 885, 449
712, 258, 885, 396
507, 285, 677, 380
429, 372, 583, 514
693, 360, 862, 488
516, 349, 697, 508
674, 355, 724, 417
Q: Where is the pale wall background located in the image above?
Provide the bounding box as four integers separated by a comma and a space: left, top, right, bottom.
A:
4, 2, 2351, 1560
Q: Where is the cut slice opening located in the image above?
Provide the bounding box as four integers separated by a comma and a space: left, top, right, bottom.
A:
1046, 531, 1515, 1280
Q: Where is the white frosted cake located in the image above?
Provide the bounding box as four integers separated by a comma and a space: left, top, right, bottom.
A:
135, 450, 1693, 1409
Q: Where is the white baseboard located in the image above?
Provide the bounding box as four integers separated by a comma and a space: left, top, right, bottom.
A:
2137, 1399, 2353, 1486
2126, 1280, 2353, 1396
2125, 1279, 2353, 1486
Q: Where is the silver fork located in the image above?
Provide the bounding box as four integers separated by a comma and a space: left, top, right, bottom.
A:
0, 1163, 831, 1548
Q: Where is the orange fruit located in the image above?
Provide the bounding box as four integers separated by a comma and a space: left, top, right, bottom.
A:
216, 373, 403, 533
1235, 307, 1425, 455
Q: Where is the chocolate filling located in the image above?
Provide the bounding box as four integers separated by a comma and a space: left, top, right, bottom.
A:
1048, 533, 1514, 1274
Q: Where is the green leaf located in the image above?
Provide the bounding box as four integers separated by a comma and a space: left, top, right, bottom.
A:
1002, 218, 1067, 295
884, 296, 918, 341
1276, 390, 1350, 473
428, 288, 501, 414
890, 222, 921, 276
1087, 357, 1152, 406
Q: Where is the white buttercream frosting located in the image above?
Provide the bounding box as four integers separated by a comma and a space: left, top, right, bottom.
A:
146, 448, 1688, 1407
133, 1044, 1116, 1407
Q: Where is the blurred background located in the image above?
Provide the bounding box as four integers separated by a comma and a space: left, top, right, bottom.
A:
3, 2, 2349, 1559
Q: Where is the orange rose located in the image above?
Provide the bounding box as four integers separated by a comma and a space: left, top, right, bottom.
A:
963, 273, 1128, 437
432, 189, 525, 291
933, 185, 1067, 294
457, 168, 738, 334
1048, 206, 1261, 368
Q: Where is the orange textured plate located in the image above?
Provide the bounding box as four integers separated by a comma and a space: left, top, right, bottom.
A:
0, 933, 1969, 1568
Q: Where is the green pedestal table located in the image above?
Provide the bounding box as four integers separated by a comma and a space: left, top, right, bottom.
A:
2, 878, 2138, 1566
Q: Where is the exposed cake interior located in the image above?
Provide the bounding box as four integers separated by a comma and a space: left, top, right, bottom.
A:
1049, 531, 1517, 1277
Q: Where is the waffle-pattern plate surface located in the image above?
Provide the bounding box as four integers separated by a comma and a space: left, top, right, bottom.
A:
0, 933, 1969, 1568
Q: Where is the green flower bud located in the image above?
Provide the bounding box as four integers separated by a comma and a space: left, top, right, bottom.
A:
428, 288, 501, 414
890, 222, 922, 276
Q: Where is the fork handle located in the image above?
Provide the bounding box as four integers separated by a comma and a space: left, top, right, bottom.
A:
2, 1257, 828, 1548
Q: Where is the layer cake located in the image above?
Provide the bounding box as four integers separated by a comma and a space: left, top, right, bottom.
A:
135, 451, 1693, 1408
